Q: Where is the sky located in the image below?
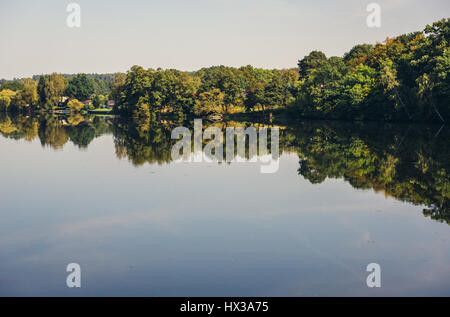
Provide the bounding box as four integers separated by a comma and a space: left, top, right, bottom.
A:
0, 0, 449, 79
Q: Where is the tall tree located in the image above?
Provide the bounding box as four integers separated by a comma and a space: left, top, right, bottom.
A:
65, 74, 95, 101
37, 73, 67, 108
298, 51, 327, 78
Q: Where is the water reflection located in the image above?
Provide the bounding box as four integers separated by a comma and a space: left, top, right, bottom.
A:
1, 113, 448, 225
0, 113, 113, 149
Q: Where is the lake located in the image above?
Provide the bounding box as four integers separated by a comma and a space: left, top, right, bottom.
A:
0, 113, 449, 296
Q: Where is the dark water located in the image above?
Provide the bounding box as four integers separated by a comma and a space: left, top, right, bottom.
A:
0, 113, 449, 296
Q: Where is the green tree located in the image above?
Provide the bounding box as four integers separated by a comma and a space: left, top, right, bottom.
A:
343, 44, 374, 66
65, 74, 95, 101
109, 72, 126, 104
298, 51, 327, 78
0, 80, 24, 92
193, 88, 225, 115
93, 94, 106, 108
37, 73, 67, 108
244, 81, 266, 112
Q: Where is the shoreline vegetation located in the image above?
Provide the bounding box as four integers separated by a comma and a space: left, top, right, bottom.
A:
0, 18, 448, 123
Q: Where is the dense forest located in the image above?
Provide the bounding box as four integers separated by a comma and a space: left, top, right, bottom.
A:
293, 19, 449, 122
0, 18, 448, 122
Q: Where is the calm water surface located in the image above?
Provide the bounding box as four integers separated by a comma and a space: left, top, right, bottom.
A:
0, 114, 449, 296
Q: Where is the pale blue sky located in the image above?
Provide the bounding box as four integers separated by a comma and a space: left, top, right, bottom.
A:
0, 0, 449, 79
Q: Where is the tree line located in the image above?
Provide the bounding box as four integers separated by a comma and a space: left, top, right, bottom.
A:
112, 18, 449, 122
113, 65, 298, 118
1, 18, 448, 122
292, 18, 449, 122
0, 73, 116, 113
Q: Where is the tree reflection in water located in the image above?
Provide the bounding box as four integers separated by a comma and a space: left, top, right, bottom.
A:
0, 113, 448, 224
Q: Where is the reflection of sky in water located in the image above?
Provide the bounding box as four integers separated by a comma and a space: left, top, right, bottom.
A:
0, 135, 449, 296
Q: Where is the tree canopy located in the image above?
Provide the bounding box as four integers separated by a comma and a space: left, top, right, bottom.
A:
0, 18, 448, 122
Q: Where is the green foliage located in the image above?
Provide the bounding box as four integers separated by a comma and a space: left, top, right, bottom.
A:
37, 73, 67, 108
0, 78, 38, 112
0, 80, 25, 92
11, 78, 38, 110
292, 18, 450, 122
33, 73, 115, 96
298, 51, 327, 78
4, 18, 447, 122
67, 99, 84, 112
65, 74, 95, 101
343, 44, 374, 66
92, 94, 106, 108
109, 73, 126, 104
116, 64, 298, 118
118, 67, 202, 117
193, 88, 225, 116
